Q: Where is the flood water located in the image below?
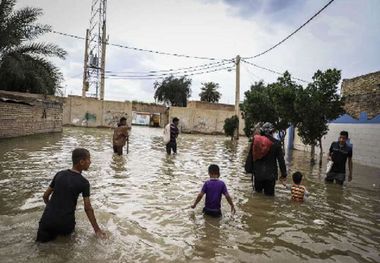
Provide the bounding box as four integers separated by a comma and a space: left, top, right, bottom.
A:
0, 126, 379, 263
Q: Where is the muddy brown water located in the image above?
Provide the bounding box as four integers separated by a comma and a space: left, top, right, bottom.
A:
0, 126, 379, 262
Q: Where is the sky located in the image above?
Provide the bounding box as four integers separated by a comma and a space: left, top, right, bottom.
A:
15, 0, 380, 103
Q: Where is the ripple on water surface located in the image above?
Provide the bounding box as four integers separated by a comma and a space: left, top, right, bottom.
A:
0, 126, 379, 262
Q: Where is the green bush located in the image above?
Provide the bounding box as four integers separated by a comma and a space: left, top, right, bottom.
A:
224, 115, 239, 140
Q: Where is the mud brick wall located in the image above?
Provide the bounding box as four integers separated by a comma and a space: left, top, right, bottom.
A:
0, 90, 63, 138
342, 71, 380, 119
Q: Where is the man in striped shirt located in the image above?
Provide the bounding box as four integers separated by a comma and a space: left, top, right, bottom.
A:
166, 117, 179, 155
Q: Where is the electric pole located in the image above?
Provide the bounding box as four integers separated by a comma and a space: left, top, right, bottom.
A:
82, 29, 89, 97
235, 55, 241, 139
82, 0, 108, 99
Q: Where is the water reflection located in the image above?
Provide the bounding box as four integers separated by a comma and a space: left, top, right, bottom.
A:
0, 126, 379, 262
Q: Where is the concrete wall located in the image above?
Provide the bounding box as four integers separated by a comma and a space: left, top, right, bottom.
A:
63, 96, 132, 127
292, 123, 380, 168
0, 90, 63, 138
187, 101, 235, 111
169, 106, 244, 135
342, 71, 380, 119
132, 102, 169, 127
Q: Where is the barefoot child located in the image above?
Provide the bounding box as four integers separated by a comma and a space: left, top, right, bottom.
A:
36, 148, 106, 242
191, 164, 236, 217
291, 172, 309, 202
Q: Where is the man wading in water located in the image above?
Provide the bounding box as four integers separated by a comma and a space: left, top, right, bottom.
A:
164, 117, 179, 155
113, 117, 129, 155
326, 131, 353, 185
250, 122, 287, 196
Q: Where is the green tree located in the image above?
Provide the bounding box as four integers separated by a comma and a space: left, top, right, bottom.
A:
295, 69, 345, 164
240, 72, 301, 150
199, 82, 221, 103
0, 0, 67, 95
223, 115, 239, 140
154, 75, 192, 107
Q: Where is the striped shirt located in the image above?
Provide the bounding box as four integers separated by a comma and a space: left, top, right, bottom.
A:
291, 184, 306, 202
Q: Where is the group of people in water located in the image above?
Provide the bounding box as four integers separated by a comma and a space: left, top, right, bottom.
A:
36, 117, 353, 242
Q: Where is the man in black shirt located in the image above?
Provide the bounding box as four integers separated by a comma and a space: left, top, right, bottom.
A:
326, 131, 353, 185
166, 117, 179, 155
252, 122, 287, 196
36, 148, 106, 242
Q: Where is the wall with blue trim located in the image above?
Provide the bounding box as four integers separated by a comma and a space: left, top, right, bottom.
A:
288, 112, 380, 168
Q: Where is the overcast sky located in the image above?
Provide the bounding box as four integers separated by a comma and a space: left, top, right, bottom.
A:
16, 0, 380, 103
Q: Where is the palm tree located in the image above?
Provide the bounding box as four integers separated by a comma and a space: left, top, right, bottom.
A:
154, 75, 192, 107
199, 82, 221, 103
0, 0, 66, 95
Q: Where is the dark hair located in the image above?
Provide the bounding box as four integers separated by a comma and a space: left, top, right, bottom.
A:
72, 148, 90, 165
208, 164, 220, 175
340, 131, 348, 138
292, 172, 303, 184
120, 117, 127, 123
173, 117, 179, 123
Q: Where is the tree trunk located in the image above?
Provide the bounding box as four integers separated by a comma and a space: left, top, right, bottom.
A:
279, 129, 287, 156
310, 144, 315, 165
318, 138, 323, 166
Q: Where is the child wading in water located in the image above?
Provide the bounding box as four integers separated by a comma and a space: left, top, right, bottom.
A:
291, 172, 309, 202
191, 164, 236, 217
36, 148, 106, 242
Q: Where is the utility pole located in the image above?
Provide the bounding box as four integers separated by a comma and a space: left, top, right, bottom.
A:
82, 0, 108, 99
82, 29, 89, 98
234, 55, 241, 139
99, 21, 107, 100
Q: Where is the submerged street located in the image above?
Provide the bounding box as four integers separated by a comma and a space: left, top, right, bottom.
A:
0, 126, 379, 262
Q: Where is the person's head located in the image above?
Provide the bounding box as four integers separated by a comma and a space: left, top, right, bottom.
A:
119, 117, 127, 126
208, 164, 220, 178
173, 117, 179, 126
292, 171, 303, 185
339, 131, 349, 145
252, 122, 263, 136
72, 148, 91, 171
260, 122, 275, 136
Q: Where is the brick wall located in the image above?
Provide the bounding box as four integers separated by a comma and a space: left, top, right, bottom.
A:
0, 90, 63, 138
342, 71, 380, 119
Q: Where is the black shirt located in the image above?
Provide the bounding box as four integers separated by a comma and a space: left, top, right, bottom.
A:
329, 142, 352, 174
170, 123, 179, 142
40, 169, 90, 226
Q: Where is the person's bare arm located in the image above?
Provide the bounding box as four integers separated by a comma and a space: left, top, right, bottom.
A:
42, 187, 54, 205
225, 194, 236, 214
348, 157, 353, 182
83, 197, 106, 238
191, 192, 204, 208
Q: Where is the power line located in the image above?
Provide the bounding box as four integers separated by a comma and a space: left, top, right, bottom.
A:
241, 59, 310, 84
105, 59, 234, 74
105, 65, 234, 80
44, 27, 227, 61
243, 0, 335, 60
105, 60, 234, 77
242, 63, 263, 84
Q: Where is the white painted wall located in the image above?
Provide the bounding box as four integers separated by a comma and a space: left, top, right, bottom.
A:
292, 124, 380, 168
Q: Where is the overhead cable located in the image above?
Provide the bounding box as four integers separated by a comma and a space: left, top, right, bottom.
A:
105, 65, 234, 80
241, 59, 310, 84
243, 0, 335, 59
41, 27, 227, 61
105, 60, 234, 77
